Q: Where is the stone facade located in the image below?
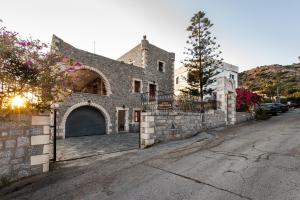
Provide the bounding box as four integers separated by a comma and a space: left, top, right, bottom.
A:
51, 35, 175, 137
0, 114, 50, 187
140, 110, 226, 148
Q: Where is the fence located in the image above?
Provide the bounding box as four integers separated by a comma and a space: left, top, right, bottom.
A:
141, 92, 219, 112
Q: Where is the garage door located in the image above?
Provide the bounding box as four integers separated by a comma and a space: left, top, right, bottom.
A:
66, 106, 106, 137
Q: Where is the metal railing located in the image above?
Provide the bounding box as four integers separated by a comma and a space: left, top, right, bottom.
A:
141, 91, 219, 112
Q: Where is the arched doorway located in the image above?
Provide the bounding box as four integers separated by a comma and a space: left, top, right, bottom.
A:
65, 106, 106, 137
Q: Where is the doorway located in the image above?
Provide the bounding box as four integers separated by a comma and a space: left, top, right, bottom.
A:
118, 110, 126, 132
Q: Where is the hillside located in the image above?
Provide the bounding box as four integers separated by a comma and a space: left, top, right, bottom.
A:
239, 63, 300, 97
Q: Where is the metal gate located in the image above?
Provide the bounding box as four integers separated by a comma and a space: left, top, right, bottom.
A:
65, 106, 106, 137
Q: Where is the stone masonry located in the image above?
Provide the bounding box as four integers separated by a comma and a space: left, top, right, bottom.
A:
140, 110, 226, 148
0, 113, 50, 187
51, 35, 175, 137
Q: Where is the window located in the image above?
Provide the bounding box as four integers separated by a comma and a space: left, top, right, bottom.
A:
176, 77, 179, 84
230, 74, 235, 80
134, 110, 141, 122
158, 61, 165, 72
149, 83, 156, 101
133, 80, 141, 93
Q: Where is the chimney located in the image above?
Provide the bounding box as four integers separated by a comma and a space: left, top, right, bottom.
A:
141, 35, 149, 68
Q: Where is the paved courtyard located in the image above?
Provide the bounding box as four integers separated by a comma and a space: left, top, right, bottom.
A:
56, 132, 139, 161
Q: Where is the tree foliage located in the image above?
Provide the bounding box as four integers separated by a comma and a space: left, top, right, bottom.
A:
181, 11, 223, 102
0, 27, 71, 114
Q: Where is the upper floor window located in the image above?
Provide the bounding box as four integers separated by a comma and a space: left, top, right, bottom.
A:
230, 74, 235, 80
158, 61, 165, 72
133, 79, 142, 93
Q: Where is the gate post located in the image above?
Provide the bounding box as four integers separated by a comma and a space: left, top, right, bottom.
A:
216, 77, 237, 125
140, 112, 155, 148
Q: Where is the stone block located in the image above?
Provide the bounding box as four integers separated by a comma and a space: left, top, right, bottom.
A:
144, 127, 154, 134
43, 163, 49, 172
144, 139, 154, 146
15, 147, 25, 158
0, 158, 10, 165
31, 135, 49, 145
31, 154, 49, 165
145, 116, 154, 122
11, 158, 23, 164
31, 116, 50, 126
0, 149, 13, 158
18, 170, 30, 179
0, 166, 10, 176
140, 122, 149, 128
43, 144, 50, 154
30, 126, 43, 136
17, 137, 30, 147
43, 126, 50, 134
5, 140, 16, 148
141, 133, 151, 140
31, 145, 44, 156
1, 132, 8, 136
0, 141, 3, 149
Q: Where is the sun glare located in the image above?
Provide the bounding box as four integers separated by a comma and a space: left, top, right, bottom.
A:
11, 95, 26, 109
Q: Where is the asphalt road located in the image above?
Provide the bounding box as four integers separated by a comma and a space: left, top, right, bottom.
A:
1, 109, 300, 200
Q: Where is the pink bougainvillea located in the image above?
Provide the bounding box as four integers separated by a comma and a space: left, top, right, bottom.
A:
236, 88, 261, 112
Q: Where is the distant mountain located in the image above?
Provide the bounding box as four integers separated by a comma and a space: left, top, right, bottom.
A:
238, 63, 300, 97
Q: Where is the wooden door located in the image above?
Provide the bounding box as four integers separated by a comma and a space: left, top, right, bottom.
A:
118, 110, 126, 132
149, 84, 156, 101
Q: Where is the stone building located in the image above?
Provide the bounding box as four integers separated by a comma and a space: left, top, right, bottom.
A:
174, 62, 239, 97
51, 35, 175, 138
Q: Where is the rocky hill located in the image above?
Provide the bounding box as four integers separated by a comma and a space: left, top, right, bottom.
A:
238, 63, 300, 97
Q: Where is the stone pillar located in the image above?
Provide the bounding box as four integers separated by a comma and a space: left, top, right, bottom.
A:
140, 112, 155, 148
216, 77, 237, 125
31, 114, 50, 173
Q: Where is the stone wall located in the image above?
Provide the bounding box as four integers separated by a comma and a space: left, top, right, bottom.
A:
236, 112, 254, 123
0, 114, 50, 187
51, 35, 175, 136
140, 110, 226, 148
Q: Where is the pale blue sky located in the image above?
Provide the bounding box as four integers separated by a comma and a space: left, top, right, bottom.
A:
0, 0, 299, 71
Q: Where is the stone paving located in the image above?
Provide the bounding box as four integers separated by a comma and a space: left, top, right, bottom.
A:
56, 132, 139, 161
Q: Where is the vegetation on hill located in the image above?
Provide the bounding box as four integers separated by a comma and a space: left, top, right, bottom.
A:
239, 63, 300, 100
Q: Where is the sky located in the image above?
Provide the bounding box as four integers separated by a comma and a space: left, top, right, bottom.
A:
0, 0, 299, 71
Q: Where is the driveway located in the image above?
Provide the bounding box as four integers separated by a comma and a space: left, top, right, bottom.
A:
56, 132, 139, 161
1, 109, 300, 200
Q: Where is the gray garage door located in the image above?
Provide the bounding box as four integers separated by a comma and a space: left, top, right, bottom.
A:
66, 106, 106, 137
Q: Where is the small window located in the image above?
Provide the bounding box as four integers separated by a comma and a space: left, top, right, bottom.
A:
176, 77, 179, 84
158, 61, 165, 72
134, 110, 141, 122
230, 74, 235, 80
133, 80, 141, 93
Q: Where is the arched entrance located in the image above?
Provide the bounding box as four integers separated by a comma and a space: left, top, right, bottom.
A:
65, 106, 106, 137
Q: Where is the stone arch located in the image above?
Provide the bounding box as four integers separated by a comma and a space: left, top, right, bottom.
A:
74, 65, 112, 96
60, 102, 112, 138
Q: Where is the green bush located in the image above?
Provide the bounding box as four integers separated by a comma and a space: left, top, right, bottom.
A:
255, 108, 271, 120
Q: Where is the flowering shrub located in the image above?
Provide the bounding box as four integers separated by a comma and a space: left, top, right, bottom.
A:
236, 87, 261, 112
0, 26, 74, 115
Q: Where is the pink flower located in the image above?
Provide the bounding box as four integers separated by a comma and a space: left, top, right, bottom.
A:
73, 61, 82, 67
25, 60, 33, 65
16, 41, 26, 47
65, 66, 76, 73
